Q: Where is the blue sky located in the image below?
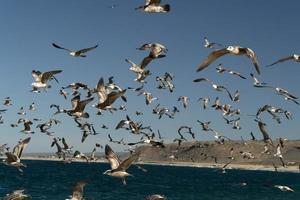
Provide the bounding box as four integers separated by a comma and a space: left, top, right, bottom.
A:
0, 0, 299, 153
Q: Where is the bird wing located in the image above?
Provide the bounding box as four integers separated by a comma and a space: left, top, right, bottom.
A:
242, 48, 261, 75
103, 90, 126, 107
117, 152, 140, 171
193, 77, 210, 82
52, 43, 73, 52
266, 56, 294, 67
13, 137, 31, 158
5, 152, 18, 163
257, 121, 272, 143
78, 44, 98, 54
74, 97, 94, 112
115, 120, 127, 129
96, 78, 107, 103
196, 48, 229, 72
31, 70, 42, 81
147, 0, 161, 5
140, 56, 154, 69
224, 88, 233, 101
62, 138, 69, 149
222, 160, 233, 169
41, 70, 62, 83
105, 144, 120, 170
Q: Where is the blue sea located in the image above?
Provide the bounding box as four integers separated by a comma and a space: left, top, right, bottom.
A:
0, 160, 299, 199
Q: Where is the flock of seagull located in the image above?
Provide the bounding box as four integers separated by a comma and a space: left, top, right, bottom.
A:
0, 0, 299, 199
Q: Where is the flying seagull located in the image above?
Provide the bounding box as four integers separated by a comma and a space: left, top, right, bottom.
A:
255, 119, 273, 145
66, 180, 88, 200
103, 144, 140, 185
274, 185, 294, 192
196, 46, 261, 74
266, 54, 300, 67
204, 37, 222, 49
31, 69, 62, 92
135, 0, 170, 13
3, 137, 31, 172
52, 43, 98, 57
3, 189, 31, 200
145, 194, 167, 200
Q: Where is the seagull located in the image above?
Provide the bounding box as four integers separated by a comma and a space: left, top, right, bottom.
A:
228, 71, 247, 79
135, 0, 170, 13
216, 64, 247, 79
221, 160, 233, 174
94, 78, 126, 111
138, 43, 168, 69
271, 87, 299, 104
3, 190, 31, 200
31, 69, 62, 92
18, 119, 34, 134
194, 78, 233, 100
51, 137, 65, 159
256, 119, 273, 145
62, 137, 73, 152
138, 43, 167, 58
178, 126, 195, 139
145, 194, 167, 200
156, 72, 175, 92
249, 74, 268, 89
198, 97, 210, 109
73, 151, 89, 163
126, 59, 151, 83
178, 96, 189, 108
211, 97, 222, 110
3, 97, 12, 106
204, 37, 222, 49
197, 120, 212, 131
17, 107, 26, 115
274, 185, 294, 192
266, 54, 300, 67
103, 144, 140, 185
36, 121, 54, 136
66, 180, 88, 200
3, 137, 31, 172
52, 43, 98, 57
193, 77, 226, 91
142, 92, 158, 105
197, 46, 261, 74
66, 95, 94, 118
29, 102, 35, 111
50, 104, 65, 115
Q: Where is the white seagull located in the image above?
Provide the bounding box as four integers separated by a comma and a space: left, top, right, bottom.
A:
3, 137, 31, 172
136, 0, 170, 13
103, 144, 140, 185
52, 43, 98, 57
197, 46, 261, 74
31, 69, 62, 92
266, 54, 300, 67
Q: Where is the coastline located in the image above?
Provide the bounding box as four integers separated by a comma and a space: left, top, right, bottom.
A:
21, 157, 300, 173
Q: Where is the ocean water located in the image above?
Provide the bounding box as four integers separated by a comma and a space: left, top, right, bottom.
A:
0, 160, 299, 200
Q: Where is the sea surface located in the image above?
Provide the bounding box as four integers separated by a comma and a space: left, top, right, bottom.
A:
0, 160, 299, 199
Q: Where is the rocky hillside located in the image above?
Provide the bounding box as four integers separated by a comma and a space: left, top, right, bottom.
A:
137, 140, 300, 167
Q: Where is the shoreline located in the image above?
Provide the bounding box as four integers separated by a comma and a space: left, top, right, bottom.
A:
21, 157, 300, 173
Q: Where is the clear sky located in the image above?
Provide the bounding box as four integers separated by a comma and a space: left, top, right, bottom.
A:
0, 0, 299, 153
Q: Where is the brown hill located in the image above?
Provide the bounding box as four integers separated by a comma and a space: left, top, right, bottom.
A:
137, 140, 300, 167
